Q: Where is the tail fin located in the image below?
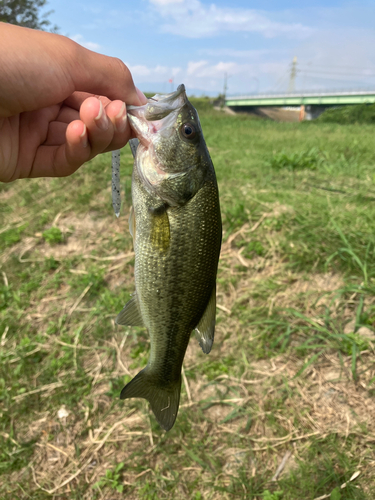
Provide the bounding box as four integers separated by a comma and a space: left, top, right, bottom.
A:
120, 368, 181, 431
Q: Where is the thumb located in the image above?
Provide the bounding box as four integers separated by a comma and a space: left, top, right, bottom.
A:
71, 44, 147, 106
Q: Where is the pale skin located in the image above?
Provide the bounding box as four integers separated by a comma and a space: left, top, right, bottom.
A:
0, 22, 148, 183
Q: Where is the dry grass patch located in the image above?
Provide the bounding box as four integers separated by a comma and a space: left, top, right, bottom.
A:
19, 350, 375, 497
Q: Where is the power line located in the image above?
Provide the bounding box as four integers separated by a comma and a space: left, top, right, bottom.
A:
299, 71, 374, 81
271, 58, 375, 93
271, 68, 290, 92
299, 69, 375, 78
298, 62, 375, 72
299, 74, 372, 87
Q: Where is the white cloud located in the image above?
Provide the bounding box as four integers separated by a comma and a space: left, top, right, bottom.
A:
129, 65, 152, 77
171, 67, 182, 77
128, 64, 181, 80
183, 59, 288, 91
186, 61, 240, 80
150, 0, 183, 4
148, 0, 313, 39
70, 34, 101, 51
199, 48, 273, 59
187, 60, 208, 76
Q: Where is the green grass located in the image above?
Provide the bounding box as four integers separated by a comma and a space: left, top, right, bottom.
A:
42, 226, 63, 244
0, 99, 374, 499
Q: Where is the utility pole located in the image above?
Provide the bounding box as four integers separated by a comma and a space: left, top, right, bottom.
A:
252, 77, 259, 94
222, 72, 228, 107
288, 56, 297, 93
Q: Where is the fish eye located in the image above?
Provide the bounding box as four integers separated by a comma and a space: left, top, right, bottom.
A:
180, 122, 196, 140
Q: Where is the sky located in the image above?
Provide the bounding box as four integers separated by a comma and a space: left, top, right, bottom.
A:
44, 0, 375, 96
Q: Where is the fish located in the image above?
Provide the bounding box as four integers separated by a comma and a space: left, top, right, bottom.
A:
116, 84, 222, 431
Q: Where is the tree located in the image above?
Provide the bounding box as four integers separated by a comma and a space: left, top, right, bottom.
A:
0, 0, 56, 31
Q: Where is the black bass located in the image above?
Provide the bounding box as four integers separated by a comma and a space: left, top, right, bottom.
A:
116, 84, 222, 431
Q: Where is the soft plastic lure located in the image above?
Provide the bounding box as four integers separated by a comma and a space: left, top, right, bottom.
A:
111, 140, 139, 218
111, 149, 121, 218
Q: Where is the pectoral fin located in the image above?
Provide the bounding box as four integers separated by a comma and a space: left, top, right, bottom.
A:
150, 205, 170, 252
116, 294, 144, 326
194, 285, 216, 354
129, 138, 139, 158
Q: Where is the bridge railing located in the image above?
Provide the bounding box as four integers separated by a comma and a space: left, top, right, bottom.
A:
226, 89, 375, 101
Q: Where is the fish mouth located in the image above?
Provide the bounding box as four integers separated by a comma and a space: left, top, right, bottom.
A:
147, 84, 187, 109
127, 84, 188, 147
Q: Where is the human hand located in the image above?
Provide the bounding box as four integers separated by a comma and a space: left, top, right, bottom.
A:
0, 23, 147, 183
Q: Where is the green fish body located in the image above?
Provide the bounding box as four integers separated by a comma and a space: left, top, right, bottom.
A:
116, 85, 222, 431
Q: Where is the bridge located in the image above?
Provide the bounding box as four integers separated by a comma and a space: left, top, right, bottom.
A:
225, 90, 375, 120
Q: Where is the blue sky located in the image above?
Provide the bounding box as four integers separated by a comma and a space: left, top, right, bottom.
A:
45, 0, 375, 96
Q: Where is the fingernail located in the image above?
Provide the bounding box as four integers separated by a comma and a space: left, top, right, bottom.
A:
80, 124, 88, 148
95, 101, 109, 130
115, 102, 127, 133
136, 87, 147, 105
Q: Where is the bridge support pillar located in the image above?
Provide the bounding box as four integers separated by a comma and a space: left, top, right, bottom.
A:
305, 105, 328, 120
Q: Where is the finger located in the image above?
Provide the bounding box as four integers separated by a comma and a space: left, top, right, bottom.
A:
101, 100, 133, 151
30, 120, 91, 178
56, 105, 80, 124
41, 105, 79, 145
79, 97, 115, 156
47, 99, 132, 152
63, 95, 133, 147
63, 92, 111, 111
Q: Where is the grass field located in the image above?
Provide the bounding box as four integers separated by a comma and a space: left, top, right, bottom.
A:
1, 101, 375, 499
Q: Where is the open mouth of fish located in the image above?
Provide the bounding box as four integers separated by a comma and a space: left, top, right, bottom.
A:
127, 84, 188, 148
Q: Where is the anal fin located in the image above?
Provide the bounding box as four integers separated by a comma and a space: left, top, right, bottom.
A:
116, 294, 144, 326
194, 285, 216, 354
